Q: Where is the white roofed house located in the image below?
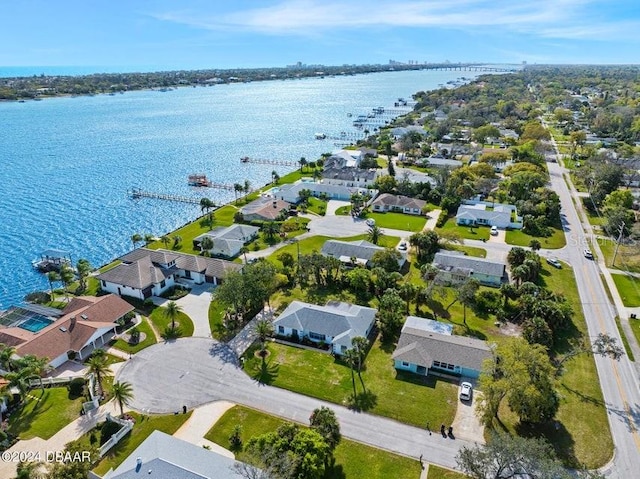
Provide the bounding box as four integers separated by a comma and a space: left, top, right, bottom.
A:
96, 248, 242, 300
432, 251, 507, 287
193, 224, 259, 258
275, 182, 375, 204
321, 167, 378, 188
455, 201, 522, 229
321, 239, 407, 269
371, 193, 427, 215
273, 301, 377, 355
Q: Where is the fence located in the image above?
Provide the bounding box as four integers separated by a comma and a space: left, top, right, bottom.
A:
28, 373, 97, 399
98, 413, 134, 458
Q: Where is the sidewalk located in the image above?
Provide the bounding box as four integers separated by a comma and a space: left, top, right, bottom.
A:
227, 308, 274, 358
174, 400, 235, 458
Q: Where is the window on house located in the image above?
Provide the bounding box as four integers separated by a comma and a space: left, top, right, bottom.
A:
309, 332, 326, 341
433, 361, 441, 368
447, 364, 455, 370
401, 361, 410, 367
278, 326, 284, 334
160, 280, 166, 288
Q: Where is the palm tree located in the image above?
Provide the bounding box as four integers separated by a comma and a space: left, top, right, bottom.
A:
299, 157, 307, 172
343, 349, 358, 398
255, 320, 274, 359
239, 246, 249, 264
76, 258, 92, 292
243, 179, 251, 196
351, 337, 369, 393
261, 222, 281, 242
0, 344, 17, 372
233, 183, 244, 204
6, 367, 37, 403
161, 235, 171, 249
46, 271, 61, 302
111, 381, 134, 417
86, 354, 112, 396
144, 234, 155, 245
200, 236, 214, 254
271, 170, 280, 184
131, 233, 143, 249
172, 234, 182, 249
367, 225, 383, 245
59, 264, 75, 301
20, 355, 51, 391
164, 301, 182, 331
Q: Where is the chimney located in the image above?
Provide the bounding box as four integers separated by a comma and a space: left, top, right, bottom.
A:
69, 316, 76, 331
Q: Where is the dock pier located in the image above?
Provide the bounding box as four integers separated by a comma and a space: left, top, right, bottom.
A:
128, 188, 202, 204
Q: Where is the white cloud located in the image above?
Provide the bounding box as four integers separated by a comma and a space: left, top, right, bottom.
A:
150, 0, 639, 42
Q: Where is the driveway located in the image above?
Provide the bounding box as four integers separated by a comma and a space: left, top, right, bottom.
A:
116, 338, 473, 470
451, 381, 485, 443
155, 283, 215, 338
325, 200, 350, 216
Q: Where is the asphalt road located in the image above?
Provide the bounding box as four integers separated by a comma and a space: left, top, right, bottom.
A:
117, 338, 469, 470
545, 158, 640, 477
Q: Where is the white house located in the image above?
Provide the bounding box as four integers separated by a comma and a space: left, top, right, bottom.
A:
455, 201, 522, 229
0, 295, 134, 368
321, 167, 378, 188
432, 251, 507, 287
371, 193, 426, 215
321, 239, 407, 269
273, 300, 376, 355
323, 149, 364, 169
393, 316, 492, 379
193, 224, 259, 258
275, 182, 375, 204
97, 248, 242, 300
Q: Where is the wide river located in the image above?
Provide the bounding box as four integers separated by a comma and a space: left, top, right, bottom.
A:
0, 69, 475, 308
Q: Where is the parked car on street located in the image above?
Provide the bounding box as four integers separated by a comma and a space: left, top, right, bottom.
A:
584, 249, 594, 259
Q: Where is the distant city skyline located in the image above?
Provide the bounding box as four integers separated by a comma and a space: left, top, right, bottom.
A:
2, 0, 639, 71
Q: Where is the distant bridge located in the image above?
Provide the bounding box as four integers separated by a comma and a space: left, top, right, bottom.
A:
391, 63, 520, 73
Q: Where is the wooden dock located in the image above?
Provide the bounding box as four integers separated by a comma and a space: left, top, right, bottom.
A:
240, 157, 298, 167
128, 188, 202, 204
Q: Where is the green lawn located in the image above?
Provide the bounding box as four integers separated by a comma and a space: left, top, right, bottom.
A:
91, 411, 192, 476
436, 218, 490, 241
111, 316, 157, 354
493, 263, 612, 468
206, 405, 422, 479
242, 338, 458, 428
630, 317, 640, 352
504, 228, 566, 249
428, 465, 468, 479
598, 237, 640, 273
442, 244, 487, 258
614, 316, 635, 362
306, 197, 327, 216
335, 205, 350, 216
8, 387, 86, 440
611, 274, 640, 307
249, 218, 311, 252
367, 211, 427, 232
149, 307, 195, 337
209, 300, 229, 340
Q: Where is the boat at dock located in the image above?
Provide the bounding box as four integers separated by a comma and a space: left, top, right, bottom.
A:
314, 133, 326, 140
32, 249, 73, 272
188, 174, 211, 187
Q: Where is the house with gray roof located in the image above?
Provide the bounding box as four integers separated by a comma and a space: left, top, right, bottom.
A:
273, 300, 376, 355
392, 316, 492, 379
240, 197, 291, 222
455, 201, 522, 229
104, 430, 248, 479
371, 193, 427, 215
193, 224, 259, 258
322, 167, 378, 188
418, 156, 463, 169
433, 251, 506, 287
96, 248, 242, 300
321, 239, 406, 269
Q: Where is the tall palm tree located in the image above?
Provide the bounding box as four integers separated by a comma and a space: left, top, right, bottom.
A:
239, 246, 249, 264
299, 157, 307, 172
164, 301, 182, 331
261, 222, 281, 241
343, 349, 358, 398
350, 337, 369, 393
161, 235, 171, 249
172, 234, 182, 249
111, 381, 134, 417
86, 354, 112, 396
233, 183, 243, 204
46, 271, 61, 302
243, 179, 251, 196
271, 170, 280, 184
20, 355, 51, 391
255, 320, 274, 358
131, 233, 143, 249
200, 236, 214, 254
144, 234, 155, 245
6, 368, 36, 403
59, 264, 75, 301
76, 258, 92, 292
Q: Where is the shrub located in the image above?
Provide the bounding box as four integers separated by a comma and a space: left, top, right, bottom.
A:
23, 291, 51, 304
68, 377, 86, 399
129, 327, 140, 345
229, 424, 243, 450
100, 420, 122, 445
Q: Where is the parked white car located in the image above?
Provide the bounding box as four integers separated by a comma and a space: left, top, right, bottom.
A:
366, 218, 375, 227
459, 382, 473, 401
490, 225, 498, 236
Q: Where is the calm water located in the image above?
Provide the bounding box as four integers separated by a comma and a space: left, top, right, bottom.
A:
0, 69, 475, 307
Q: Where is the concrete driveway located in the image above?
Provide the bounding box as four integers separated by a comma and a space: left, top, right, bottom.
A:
154, 283, 215, 338
451, 382, 485, 443
325, 200, 350, 216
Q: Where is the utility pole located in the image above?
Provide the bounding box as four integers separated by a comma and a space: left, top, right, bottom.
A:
612, 221, 626, 267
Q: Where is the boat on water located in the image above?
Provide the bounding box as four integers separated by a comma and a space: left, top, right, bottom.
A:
240, 156, 250, 163
314, 133, 326, 140
32, 249, 73, 273
188, 174, 211, 187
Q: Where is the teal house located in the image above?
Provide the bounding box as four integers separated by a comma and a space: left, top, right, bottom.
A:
392, 316, 492, 379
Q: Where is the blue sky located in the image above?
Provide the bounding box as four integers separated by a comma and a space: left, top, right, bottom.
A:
2, 0, 639, 69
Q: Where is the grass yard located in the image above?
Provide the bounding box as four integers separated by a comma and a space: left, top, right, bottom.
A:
614, 316, 635, 362
442, 244, 487, 258
436, 217, 490, 241
428, 465, 468, 479
209, 300, 228, 340
205, 405, 422, 479
504, 228, 566, 249
611, 274, 640, 307
490, 263, 612, 468
8, 387, 86, 440
335, 205, 350, 215
111, 316, 157, 354
306, 197, 327, 216
367, 211, 427, 232
243, 338, 458, 428
149, 307, 194, 337
630, 317, 640, 351
91, 411, 192, 476
598, 239, 640, 273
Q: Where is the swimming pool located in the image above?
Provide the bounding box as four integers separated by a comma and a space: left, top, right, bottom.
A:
19, 316, 53, 333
